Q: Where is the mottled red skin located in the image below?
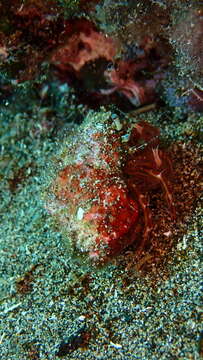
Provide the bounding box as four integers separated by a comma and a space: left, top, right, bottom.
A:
84, 184, 139, 257
51, 121, 175, 262
53, 148, 139, 259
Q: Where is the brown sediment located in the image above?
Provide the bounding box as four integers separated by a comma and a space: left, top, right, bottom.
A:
16, 264, 42, 295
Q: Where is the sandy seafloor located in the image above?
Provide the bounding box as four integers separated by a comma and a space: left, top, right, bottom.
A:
0, 94, 202, 360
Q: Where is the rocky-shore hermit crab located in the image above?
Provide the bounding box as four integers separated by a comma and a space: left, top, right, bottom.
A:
45, 112, 175, 263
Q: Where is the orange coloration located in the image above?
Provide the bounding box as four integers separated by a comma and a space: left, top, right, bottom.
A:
124, 121, 175, 250
51, 19, 168, 109
46, 117, 175, 263
51, 18, 116, 74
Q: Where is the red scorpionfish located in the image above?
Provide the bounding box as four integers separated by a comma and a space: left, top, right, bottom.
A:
45, 111, 175, 264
